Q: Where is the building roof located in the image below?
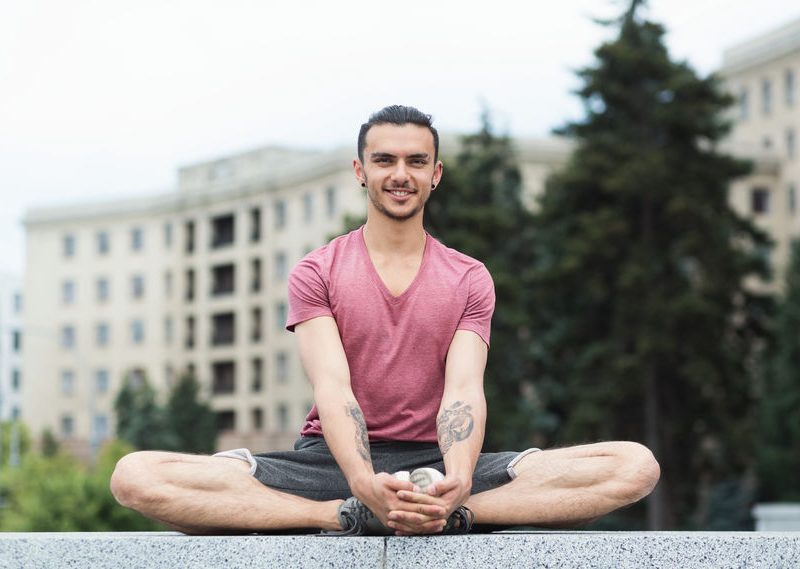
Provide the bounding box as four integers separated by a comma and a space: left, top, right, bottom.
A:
720, 16, 800, 75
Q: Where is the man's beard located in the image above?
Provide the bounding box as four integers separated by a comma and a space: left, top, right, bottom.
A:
366, 179, 429, 221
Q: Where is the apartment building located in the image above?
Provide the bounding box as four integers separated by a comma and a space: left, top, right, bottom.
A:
23, 140, 570, 459
0, 273, 23, 422
720, 17, 800, 279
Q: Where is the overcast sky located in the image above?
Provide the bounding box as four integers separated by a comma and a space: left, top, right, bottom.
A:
2, 0, 799, 275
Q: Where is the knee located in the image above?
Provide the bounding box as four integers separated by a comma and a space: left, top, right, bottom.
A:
109, 451, 160, 509
612, 442, 660, 502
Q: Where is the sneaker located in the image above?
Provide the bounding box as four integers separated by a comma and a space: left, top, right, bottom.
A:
319, 468, 474, 536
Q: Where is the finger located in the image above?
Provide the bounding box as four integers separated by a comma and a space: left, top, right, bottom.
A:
388, 508, 444, 524
396, 490, 447, 506
389, 518, 448, 535
390, 501, 447, 518
427, 476, 460, 496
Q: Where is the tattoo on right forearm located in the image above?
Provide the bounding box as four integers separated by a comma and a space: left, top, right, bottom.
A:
437, 400, 474, 455
345, 402, 371, 463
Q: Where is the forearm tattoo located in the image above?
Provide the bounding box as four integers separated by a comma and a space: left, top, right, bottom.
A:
437, 400, 474, 455
345, 401, 371, 463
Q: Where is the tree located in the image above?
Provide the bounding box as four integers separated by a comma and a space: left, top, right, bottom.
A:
758, 240, 800, 501
114, 372, 176, 450
165, 372, 216, 453
529, 0, 772, 529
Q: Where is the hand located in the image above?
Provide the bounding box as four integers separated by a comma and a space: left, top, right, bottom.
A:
351, 473, 443, 528
387, 475, 470, 535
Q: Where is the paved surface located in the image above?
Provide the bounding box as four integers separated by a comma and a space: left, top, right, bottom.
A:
1, 531, 799, 568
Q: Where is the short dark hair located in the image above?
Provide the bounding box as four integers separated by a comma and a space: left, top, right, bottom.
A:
357, 105, 439, 163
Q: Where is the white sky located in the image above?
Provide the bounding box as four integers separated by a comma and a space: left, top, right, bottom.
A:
2, 0, 799, 275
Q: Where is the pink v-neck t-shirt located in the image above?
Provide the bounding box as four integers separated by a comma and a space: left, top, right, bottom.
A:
286, 226, 495, 443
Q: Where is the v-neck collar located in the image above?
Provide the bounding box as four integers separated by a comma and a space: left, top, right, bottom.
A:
358, 226, 430, 303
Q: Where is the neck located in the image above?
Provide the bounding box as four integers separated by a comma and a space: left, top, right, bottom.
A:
363, 211, 426, 257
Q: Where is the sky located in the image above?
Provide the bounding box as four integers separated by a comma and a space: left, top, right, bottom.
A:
2, 0, 799, 275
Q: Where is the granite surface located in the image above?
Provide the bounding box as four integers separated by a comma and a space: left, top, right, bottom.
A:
1, 531, 799, 569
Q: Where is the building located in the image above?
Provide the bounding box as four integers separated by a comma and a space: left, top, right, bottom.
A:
0, 273, 23, 423
21, 139, 571, 458
719, 17, 800, 281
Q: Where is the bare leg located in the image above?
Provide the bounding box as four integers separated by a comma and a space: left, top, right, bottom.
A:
465, 441, 660, 527
110, 451, 343, 534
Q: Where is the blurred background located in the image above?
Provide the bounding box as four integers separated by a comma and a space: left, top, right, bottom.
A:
1, 0, 799, 531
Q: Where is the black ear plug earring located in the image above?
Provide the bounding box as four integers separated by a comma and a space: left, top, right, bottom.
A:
361, 182, 366, 187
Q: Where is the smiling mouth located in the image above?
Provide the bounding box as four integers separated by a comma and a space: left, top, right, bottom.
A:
385, 189, 415, 197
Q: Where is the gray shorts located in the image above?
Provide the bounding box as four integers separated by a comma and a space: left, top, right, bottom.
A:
216, 437, 539, 502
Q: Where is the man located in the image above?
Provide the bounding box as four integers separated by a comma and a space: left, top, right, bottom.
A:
110, 105, 660, 535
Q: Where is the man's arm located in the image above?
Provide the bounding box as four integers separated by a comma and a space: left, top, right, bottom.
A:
389, 329, 487, 533
295, 316, 441, 526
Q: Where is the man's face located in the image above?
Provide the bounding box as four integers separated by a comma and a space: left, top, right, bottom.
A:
354, 124, 442, 222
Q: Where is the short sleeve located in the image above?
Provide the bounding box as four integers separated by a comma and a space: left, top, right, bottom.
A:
457, 264, 495, 346
286, 253, 334, 332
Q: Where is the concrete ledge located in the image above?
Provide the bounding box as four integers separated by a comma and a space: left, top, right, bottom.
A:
1, 531, 799, 569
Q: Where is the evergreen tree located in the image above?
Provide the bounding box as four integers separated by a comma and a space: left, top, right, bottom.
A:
165, 372, 216, 453
758, 240, 800, 501
530, 0, 772, 528
113, 372, 176, 450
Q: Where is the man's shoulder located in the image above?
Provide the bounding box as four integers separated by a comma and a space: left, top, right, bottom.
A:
427, 235, 490, 274
295, 228, 362, 271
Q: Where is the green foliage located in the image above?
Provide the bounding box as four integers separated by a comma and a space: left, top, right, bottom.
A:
165, 373, 216, 453
758, 240, 800, 501
0, 440, 161, 531
529, 1, 772, 528
114, 370, 216, 452
0, 422, 31, 468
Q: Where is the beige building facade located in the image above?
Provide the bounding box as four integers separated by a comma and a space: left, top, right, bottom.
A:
720, 17, 800, 281
22, 139, 569, 459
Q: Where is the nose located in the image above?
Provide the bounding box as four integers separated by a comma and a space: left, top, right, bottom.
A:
390, 162, 409, 186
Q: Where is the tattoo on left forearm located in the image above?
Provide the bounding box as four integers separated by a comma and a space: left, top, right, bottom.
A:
437, 400, 474, 455
345, 402, 371, 464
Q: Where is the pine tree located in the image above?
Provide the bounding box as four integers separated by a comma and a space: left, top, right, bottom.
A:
113, 372, 176, 450
165, 372, 216, 453
530, 0, 772, 528
758, 240, 800, 501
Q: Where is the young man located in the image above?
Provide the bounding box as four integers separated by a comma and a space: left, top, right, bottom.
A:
110, 105, 660, 535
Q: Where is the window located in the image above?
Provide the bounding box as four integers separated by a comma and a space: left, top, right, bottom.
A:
131, 227, 144, 251
277, 403, 289, 433
185, 220, 195, 254
96, 322, 110, 347
61, 370, 75, 396
274, 251, 288, 281
130, 319, 145, 344
763, 136, 773, 150
165, 316, 173, 344
212, 361, 236, 394
216, 410, 235, 432
211, 264, 235, 296
211, 312, 235, 346
251, 307, 263, 342
762, 78, 772, 115
96, 231, 110, 255
786, 69, 796, 107
739, 87, 749, 120
11, 369, 21, 391
326, 186, 337, 218
131, 275, 145, 299
252, 408, 263, 431
274, 200, 287, 229
61, 415, 74, 437
275, 351, 289, 383
303, 193, 314, 223
63, 234, 76, 258
62, 280, 76, 304
95, 369, 109, 395
788, 128, 796, 160
252, 357, 263, 392
93, 414, 109, 441
165, 365, 175, 389
11, 407, 19, 420
126, 368, 146, 389
164, 222, 173, 248
275, 302, 287, 331
251, 258, 262, 293
250, 207, 261, 243
13, 293, 21, 314
12, 330, 21, 352
185, 315, 196, 349
751, 187, 770, 214
61, 325, 76, 349
165, 271, 173, 297
185, 269, 195, 301
96, 277, 109, 302
211, 213, 235, 248
789, 184, 797, 215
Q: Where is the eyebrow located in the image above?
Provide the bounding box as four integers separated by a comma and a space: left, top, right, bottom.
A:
368, 152, 431, 160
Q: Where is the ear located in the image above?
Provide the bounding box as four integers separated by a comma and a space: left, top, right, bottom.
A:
431, 160, 443, 189
353, 158, 366, 185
